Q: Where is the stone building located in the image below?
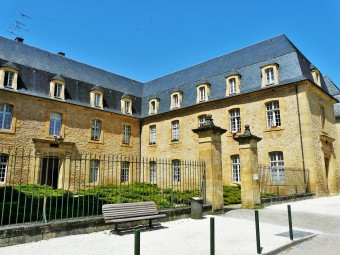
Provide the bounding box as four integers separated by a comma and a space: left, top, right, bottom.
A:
0, 34, 339, 196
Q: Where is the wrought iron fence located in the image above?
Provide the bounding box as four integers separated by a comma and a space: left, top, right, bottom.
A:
0, 148, 206, 227
258, 164, 310, 196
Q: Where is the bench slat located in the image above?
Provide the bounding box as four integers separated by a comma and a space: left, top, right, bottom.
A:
104, 214, 166, 224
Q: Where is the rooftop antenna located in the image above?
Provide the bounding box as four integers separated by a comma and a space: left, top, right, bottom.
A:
6, 12, 31, 38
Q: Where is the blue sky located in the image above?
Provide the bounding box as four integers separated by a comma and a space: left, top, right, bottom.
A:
1, 0, 340, 84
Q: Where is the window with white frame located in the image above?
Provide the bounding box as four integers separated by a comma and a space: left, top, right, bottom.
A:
149, 125, 156, 144
149, 99, 159, 115
49, 113, 62, 136
150, 161, 157, 184
54, 83, 63, 98
311, 68, 321, 86
231, 155, 241, 182
94, 93, 102, 107
89, 159, 100, 183
4, 71, 14, 88
0, 154, 9, 183
266, 101, 281, 128
171, 120, 179, 141
229, 78, 236, 94
123, 125, 131, 144
196, 84, 210, 103
121, 97, 132, 114
229, 109, 241, 133
171, 92, 182, 109
269, 152, 285, 182
172, 159, 181, 183
0, 104, 13, 130
91, 120, 101, 141
121, 161, 130, 183
198, 115, 206, 127
265, 68, 275, 85
261, 64, 279, 86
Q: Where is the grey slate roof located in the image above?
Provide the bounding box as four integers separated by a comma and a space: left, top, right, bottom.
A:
324, 76, 340, 117
90, 85, 104, 92
0, 34, 339, 119
0, 36, 143, 96
51, 74, 65, 82
1, 61, 19, 70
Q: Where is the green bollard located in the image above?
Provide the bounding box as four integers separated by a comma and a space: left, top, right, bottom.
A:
288, 205, 293, 240
210, 217, 215, 255
135, 229, 140, 255
255, 210, 263, 254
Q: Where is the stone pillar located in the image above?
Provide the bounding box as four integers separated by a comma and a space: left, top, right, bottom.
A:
234, 125, 262, 208
192, 115, 226, 211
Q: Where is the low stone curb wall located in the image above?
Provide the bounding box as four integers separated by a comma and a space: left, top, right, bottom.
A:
261, 193, 316, 206
0, 204, 212, 247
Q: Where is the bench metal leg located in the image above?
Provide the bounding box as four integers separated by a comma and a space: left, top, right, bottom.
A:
113, 223, 119, 234
149, 219, 153, 228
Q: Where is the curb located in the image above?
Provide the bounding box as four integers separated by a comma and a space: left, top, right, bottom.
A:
263, 233, 318, 255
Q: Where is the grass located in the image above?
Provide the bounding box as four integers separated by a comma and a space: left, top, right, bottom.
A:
0, 183, 200, 226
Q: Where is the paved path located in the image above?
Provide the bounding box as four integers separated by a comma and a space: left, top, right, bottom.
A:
225, 195, 340, 254
0, 195, 338, 254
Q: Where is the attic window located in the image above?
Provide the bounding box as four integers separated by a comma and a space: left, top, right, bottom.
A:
311, 68, 321, 86
149, 99, 159, 115
121, 94, 132, 115
0, 62, 19, 90
196, 83, 210, 103
261, 64, 279, 87
170, 91, 183, 110
49, 75, 65, 100
226, 74, 241, 96
90, 86, 104, 108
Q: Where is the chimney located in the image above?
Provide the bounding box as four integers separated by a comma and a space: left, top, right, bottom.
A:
57, 52, 65, 57
15, 37, 24, 43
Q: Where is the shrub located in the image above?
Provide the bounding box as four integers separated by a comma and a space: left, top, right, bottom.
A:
223, 184, 241, 205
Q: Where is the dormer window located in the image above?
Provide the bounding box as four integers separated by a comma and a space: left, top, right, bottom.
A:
226, 74, 241, 96
196, 84, 210, 103
0, 62, 19, 90
50, 75, 65, 100
149, 98, 159, 115
171, 91, 182, 110
261, 64, 279, 87
121, 94, 132, 115
311, 67, 321, 86
90, 86, 104, 109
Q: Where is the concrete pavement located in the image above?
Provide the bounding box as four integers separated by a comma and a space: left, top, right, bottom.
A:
1, 195, 339, 254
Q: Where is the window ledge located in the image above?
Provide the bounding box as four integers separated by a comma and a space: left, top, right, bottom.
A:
88, 139, 104, 144
149, 143, 157, 147
264, 127, 284, 132
0, 129, 15, 134
170, 140, 181, 145
121, 143, 132, 148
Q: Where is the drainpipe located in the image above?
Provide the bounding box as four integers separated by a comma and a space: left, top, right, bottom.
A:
295, 84, 307, 186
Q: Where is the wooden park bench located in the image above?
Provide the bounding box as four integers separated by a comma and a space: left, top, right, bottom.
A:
102, 201, 166, 233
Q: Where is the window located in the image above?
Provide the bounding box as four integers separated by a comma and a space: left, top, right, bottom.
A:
0, 63, 18, 90
149, 125, 156, 144
150, 161, 157, 184
49, 76, 65, 100
196, 84, 210, 103
0, 154, 8, 183
49, 113, 62, 136
121, 96, 132, 114
91, 120, 101, 141
198, 115, 206, 127
171, 120, 180, 141
266, 101, 281, 128
261, 64, 279, 86
89, 160, 100, 183
4, 71, 14, 88
229, 109, 241, 133
171, 92, 182, 109
231, 155, 241, 182
90, 87, 104, 108
0, 104, 12, 130
149, 99, 159, 115
311, 68, 321, 86
121, 161, 130, 183
172, 160, 181, 183
226, 75, 241, 96
54, 83, 63, 98
123, 125, 131, 144
269, 152, 285, 182
94, 93, 101, 107
229, 78, 236, 94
